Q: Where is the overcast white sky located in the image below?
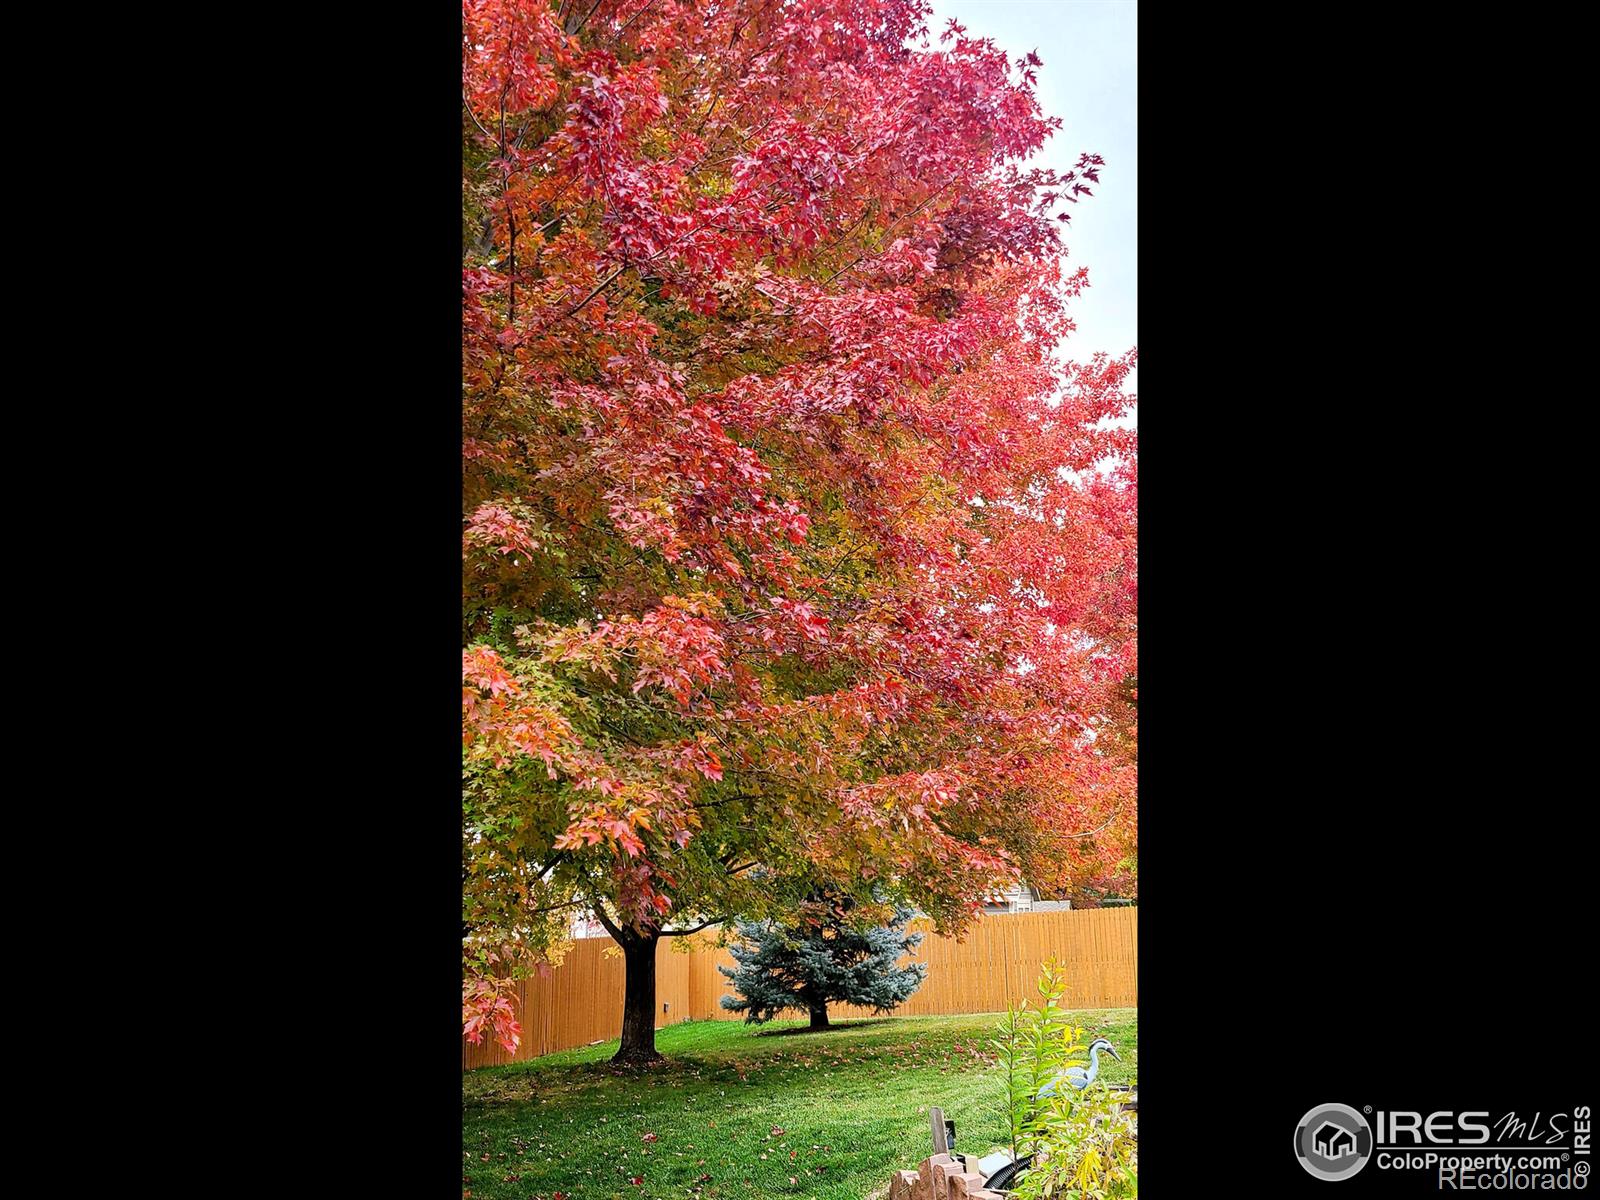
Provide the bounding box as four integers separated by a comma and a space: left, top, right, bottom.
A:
927, 0, 1136, 417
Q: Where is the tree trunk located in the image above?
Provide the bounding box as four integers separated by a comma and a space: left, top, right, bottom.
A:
613, 928, 662, 1065
808, 1002, 830, 1031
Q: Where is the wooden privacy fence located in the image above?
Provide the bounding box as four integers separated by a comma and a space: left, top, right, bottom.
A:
463, 906, 1137, 1069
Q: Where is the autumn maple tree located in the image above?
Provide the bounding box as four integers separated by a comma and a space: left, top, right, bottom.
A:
462, 0, 1137, 1065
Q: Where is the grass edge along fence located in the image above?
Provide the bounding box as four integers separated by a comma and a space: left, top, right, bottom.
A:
464, 906, 1137, 1069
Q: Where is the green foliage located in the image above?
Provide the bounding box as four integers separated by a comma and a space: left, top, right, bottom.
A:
992, 958, 1081, 1160
1010, 1081, 1138, 1200
718, 896, 927, 1025
992, 959, 1138, 1198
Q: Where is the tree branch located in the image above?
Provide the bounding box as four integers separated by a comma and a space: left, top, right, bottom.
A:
1059, 803, 1126, 840
606, 0, 660, 46
524, 898, 586, 915
589, 898, 623, 940
823, 182, 953, 285
463, 94, 495, 143
535, 266, 626, 338
568, 0, 606, 37
660, 917, 724, 936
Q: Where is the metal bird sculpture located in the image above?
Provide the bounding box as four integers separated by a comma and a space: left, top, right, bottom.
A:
1038, 1037, 1121, 1097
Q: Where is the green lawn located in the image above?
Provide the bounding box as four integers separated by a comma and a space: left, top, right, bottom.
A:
462, 1010, 1137, 1200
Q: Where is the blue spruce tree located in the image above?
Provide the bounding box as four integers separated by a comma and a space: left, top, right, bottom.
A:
719, 893, 928, 1030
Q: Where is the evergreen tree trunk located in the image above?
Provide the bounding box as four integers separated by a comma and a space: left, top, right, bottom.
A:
808, 1002, 830, 1030
613, 927, 662, 1065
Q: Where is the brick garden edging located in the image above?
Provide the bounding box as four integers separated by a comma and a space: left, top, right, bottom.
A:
888, 1153, 1007, 1200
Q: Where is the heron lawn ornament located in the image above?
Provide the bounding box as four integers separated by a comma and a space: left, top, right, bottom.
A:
1038, 1038, 1121, 1097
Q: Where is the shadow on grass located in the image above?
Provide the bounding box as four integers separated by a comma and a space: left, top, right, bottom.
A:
753, 1018, 894, 1036
465, 1052, 737, 1109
